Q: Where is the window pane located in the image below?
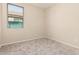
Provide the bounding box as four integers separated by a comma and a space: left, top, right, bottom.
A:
7, 3, 24, 29
8, 17, 23, 28
8, 4, 23, 13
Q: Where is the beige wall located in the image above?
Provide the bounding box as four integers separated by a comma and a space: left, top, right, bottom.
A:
0, 4, 2, 44
1, 3, 45, 45
46, 4, 79, 48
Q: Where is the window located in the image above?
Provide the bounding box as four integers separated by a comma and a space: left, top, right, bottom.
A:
7, 3, 24, 28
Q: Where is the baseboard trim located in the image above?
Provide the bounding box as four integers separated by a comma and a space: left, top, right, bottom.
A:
47, 37, 79, 49
0, 37, 44, 47
1, 37, 79, 49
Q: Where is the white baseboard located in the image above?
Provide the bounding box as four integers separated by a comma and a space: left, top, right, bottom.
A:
0, 37, 44, 47
1, 36, 79, 50
47, 37, 79, 49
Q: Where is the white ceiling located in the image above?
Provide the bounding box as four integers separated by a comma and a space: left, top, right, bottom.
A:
31, 3, 54, 8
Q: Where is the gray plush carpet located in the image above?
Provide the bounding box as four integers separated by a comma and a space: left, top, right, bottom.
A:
0, 39, 79, 55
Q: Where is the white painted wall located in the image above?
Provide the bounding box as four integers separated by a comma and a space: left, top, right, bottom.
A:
0, 4, 2, 45
46, 4, 79, 48
1, 3, 45, 45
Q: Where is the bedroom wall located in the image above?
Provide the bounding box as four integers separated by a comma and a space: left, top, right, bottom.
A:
46, 4, 79, 48
0, 4, 2, 45
1, 3, 45, 45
